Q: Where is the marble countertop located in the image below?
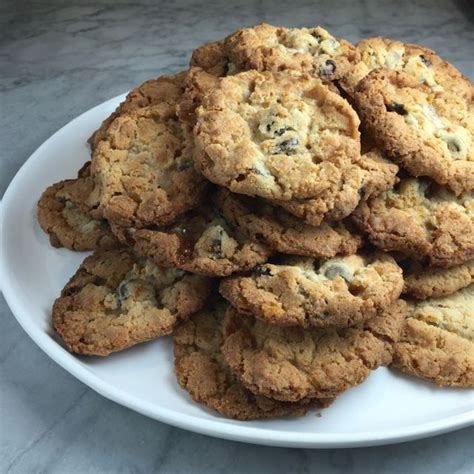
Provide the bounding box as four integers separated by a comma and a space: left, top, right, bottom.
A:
1, 0, 473, 472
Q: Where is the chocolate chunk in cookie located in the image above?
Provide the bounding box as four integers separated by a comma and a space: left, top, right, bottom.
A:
392, 285, 474, 387
116, 199, 271, 277
217, 187, 362, 258
174, 297, 332, 420
353, 178, 474, 267
194, 70, 361, 202
53, 249, 212, 356
225, 23, 359, 82
222, 300, 406, 401
219, 252, 403, 328
354, 70, 473, 195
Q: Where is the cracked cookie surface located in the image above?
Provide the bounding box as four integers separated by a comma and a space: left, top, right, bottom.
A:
89, 98, 208, 228
217, 188, 362, 258
225, 23, 358, 82
402, 259, 474, 300
219, 252, 403, 328
354, 70, 473, 195
53, 249, 212, 356
353, 178, 474, 267
392, 285, 474, 387
194, 70, 361, 201
222, 300, 406, 401
37, 172, 118, 251
115, 198, 271, 277
342, 37, 472, 99
174, 297, 332, 420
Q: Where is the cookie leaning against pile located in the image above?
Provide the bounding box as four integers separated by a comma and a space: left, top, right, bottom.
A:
36, 23, 474, 422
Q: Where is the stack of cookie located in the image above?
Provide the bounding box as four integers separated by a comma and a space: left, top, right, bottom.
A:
37, 24, 474, 420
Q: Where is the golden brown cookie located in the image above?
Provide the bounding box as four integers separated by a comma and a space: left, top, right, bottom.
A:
194, 70, 361, 202
225, 23, 359, 82
354, 70, 473, 195
190, 39, 231, 76
174, 297, 333, 420
89, 95, 208, 228
216, 188, 362, 258
53, 249, 212, 356
222, 300, 407, 401
392, 285, 474, 387
341, 37, 472, 99
37, 172, 118, 251
219, 252, 403, 328
402, 259, 474, 300
353, 178, 474, 268
272, 149, 399, 226
116, 200, 271, 277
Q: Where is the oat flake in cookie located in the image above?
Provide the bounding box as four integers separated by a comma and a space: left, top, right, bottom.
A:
353, 178, 474, 268
222, 300, 406, 401
89, 91, 208, 228
225, 23, 359, 82
174, 297, 333, 420
216, 188, 362, 258
341, 37, 472, 99
402, 259, 474, 300
115, 199, 271, 277
37, 173, 118, 251
194, 70, 361, 202
53, 249, 212, 356
354, 70, 473, 195
219, 252, 403, 328
392, 285, 474, 387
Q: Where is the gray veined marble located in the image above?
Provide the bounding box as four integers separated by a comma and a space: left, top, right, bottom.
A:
1, 0, 473, 473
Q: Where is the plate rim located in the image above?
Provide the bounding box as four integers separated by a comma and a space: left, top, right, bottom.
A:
1, 95, 473, 449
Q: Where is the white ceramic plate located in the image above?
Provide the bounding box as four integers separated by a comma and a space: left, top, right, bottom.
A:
1, 95, 473, 448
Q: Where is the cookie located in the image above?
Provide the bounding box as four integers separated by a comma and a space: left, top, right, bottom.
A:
392, 285, 474, 387
89, 97, 208, 228
272, 149, 399, 226
174, 297, 332, 420
194, 70, 361, 202
402, 259, 474, 300
219, 252, 403, 328
225, 23, 358, 82
117, 200, 271, 277
341, 37, 472, 99
354, 70, 473, 195
216, 187, 362, 258
222, 300, 406, 401
353, 178, 474, 268
53, 249, 212, 356
37, 174, 118, 251
88, 73, 187, 151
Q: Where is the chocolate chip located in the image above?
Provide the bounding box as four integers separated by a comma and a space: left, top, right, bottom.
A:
419, 55, 432, 67
387, 102, 408, 116
210, 238, 222, 254
177, 160, 193, 171
323, 264, 353, 282
274, 127, 287, 136
275, 137, 299, 155
320, 59, 336, 76
255, 265, 273, 277
446, 138, 461, 153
